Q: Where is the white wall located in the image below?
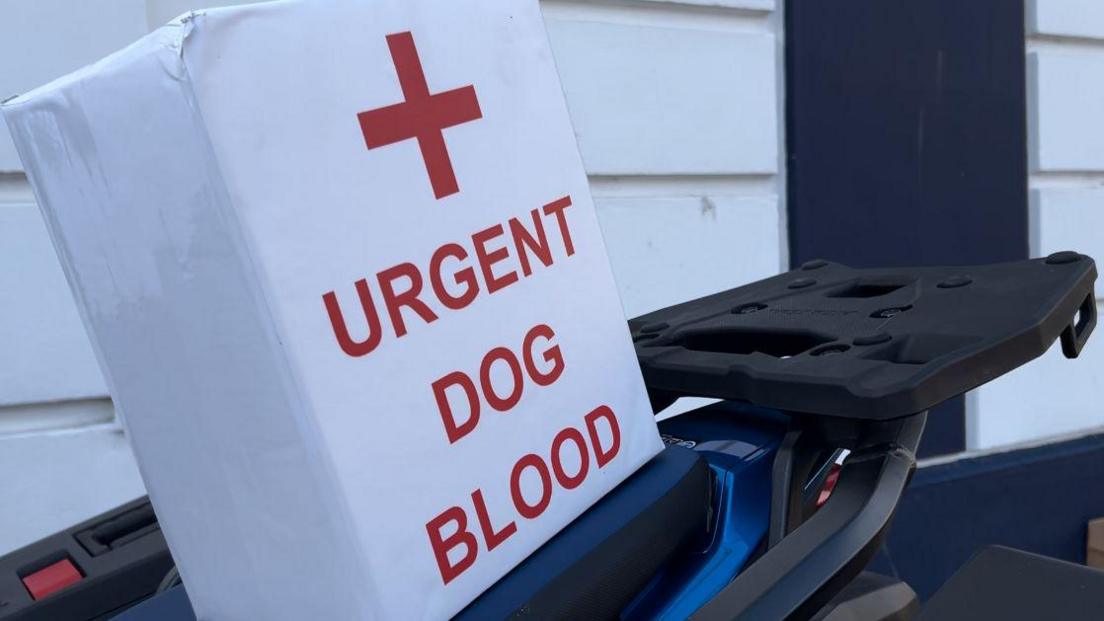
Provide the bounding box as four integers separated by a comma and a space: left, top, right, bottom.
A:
0, 0, 149, 556
970, 0, 1104, 449
0, 0, 786, 554
541, 0, 786, 317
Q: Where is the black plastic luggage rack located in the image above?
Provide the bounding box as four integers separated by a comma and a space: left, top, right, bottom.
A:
636, 252, 1099, 621
632, 253, 1097, 421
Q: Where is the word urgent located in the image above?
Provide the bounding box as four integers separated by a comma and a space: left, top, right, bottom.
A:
322, 195, 575, 357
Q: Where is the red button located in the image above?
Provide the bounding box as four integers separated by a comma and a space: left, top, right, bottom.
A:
21, 558, 82, 600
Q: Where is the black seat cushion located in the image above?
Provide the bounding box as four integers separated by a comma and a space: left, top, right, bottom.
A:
455, 446, 711, 620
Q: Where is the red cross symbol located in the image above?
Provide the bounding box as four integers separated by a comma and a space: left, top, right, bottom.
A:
357, 32, 483, 200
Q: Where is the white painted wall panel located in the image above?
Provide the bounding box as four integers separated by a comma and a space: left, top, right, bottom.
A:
1031, 188, 1104, 277
972, 333, 1104, 448
0, 399, 114, 437
637, 0, 776, 10
595, 195, 781, 317
0, 0, 148, 171
1030, 0, 1104, 40
147, 0, 780, 23
144, 0, 269, 30
999, 5, 1104, 451
0, 426, 145, 554
546, 19, 777, 175
1029, 51, 1104, 172
0, 204, 107, 405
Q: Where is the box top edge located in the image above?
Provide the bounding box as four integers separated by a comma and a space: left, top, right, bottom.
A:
1, 20, 196, 112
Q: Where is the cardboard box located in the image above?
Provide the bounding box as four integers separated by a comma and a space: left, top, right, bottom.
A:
2, 1, 662, 618
1089, 517, 1104, 569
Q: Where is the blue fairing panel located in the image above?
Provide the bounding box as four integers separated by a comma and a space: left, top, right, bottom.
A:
113, 586, 193, 621
623, 402, 785, 620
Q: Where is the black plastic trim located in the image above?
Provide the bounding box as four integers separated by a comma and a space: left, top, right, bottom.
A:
692, 413, 925, 621
0, 497, 171, 621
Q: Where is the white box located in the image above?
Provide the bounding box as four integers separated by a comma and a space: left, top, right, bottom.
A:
3, 1, 662, 619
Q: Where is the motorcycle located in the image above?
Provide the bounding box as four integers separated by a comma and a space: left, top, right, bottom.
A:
1, 253, 1098, 620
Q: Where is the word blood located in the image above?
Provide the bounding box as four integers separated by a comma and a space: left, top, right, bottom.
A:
425, 405, 622, 584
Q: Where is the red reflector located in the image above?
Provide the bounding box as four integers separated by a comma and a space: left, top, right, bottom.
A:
22, 558, 82, 600
816, 464, 842, 509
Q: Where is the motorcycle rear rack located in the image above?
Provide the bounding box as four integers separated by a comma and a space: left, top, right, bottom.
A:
632, 252, 1097, 421
658, 253, 1098, 620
